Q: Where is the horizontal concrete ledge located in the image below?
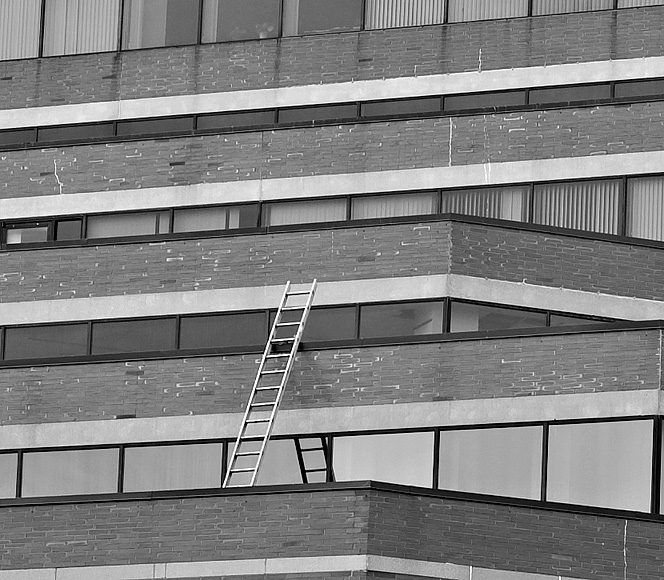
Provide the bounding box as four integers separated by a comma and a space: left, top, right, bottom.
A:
2, 151, 664, 219
0, 389, 657, 450
2, 55, 664, 129
0, 554, 595, 580
2, 273, 664, 325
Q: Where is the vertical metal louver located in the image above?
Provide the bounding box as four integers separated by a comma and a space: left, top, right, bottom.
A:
617, 0, 664, 7
0, 0, 40, 60
364, 0, 446, 29
627, 176, 664, 241
447, 0, 529, 22
441, 187, 530, 222
532, 0, 612, 15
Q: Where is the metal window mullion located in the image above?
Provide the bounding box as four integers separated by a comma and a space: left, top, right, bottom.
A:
197, 0, 204, 44
86, 320, 94, 355
117, 444, 126, 493
432, 427, 440, 489
15, 449, 24, 498
650, 417, 662, 514
540, 422, 549, 501
38, 0, 46, 57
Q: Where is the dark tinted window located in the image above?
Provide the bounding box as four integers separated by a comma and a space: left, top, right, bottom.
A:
359, 302, 444, 338
55, 219, 83, 241
529, 84, 611, 105
285, 0, 362, 35
122, 0, 201, 49
549, 314, 605, 327
444, 90, 526, 111
0, 129, 36, 147
197, 110, 276, 131
91, 318, 177, 354
179, 312, 267, 350
0, 454, 17, 499
116, 117, 194, 136
173, 204, 259, 232
361, 97, 441, 118
279, 104, 359, 124
302, 307, 357, 342
4, 324, 88, 360
38, 123, 114, 143
449, 302, 546, 333
201, 0, 280, 42
615, 78, 664, 99
5, 224, 49, 244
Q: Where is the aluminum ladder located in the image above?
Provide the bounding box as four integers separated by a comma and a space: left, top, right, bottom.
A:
223, 280, 317, 487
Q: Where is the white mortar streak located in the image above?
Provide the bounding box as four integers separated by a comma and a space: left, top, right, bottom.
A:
53, 159, 64, 194
623, 519, 628, 580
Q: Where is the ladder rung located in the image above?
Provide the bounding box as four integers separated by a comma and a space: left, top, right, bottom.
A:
286, 290, 312, 296
281, 306, 305, 311
301, 448, 325, 453
234, 451, 260, 457
260, 369, 286, 374
275, 321, 301, 327
305, 468, 327, 473
246, 418, 271, 423
229, 467, 257, 473
250, 402, 275, 407
271, 337, 295, 343
256, 385, 281, 391
266, 353, 290, 358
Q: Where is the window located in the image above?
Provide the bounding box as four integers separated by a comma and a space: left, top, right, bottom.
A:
615, 78, 664, 99
278, 104, 359, 125
263, 198, 347, 226
528, 83, 611, 105
173, 205, 259, 232
55, 219, 83, 241
438, 426, 542, 499
447, 0, 528, 22
38, 122, 115, 143
302, 307, 357, 342
91, 318, 177, 355
444, 90, 527, 112
42, 0, 120, 56
0, 129, 36, 148
201, 0, 280, 42
547, 420, 653, 512
440, 185, 530, 222
179, 312, 267, 350
197, 110, 276, 131
361, 97, 442, 118
364, 0, 446, 29
449, 302, 546, 333
124, 443, 223, 492
0, 454, 18, 499
121, 0, 201, 49
22, 448, 119, 497
116, 117, 194, 136
282, 0, 363, 36
351, 192, 438, 220
4, 223, 49, 245
627, 176, 664, 241
359, 301, 444, 338
4, 324, 88, 360
86, 211, 170, 238
617, 0, 664, 6
532, 0, 612, 15
0, 0, 40, 60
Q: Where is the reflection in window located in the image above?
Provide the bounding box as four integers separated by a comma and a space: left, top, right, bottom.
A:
87, 212, 170, 238
549, 314, 600, 326
360, 301, 444, 338
0, 0, 40, 60
444, 90, 526, 111
439, 426, 542, 499
179, 312, 267, 350
5, 224, 49, 245
122, 0, 201, 49
173, 206, 249, 232
55, 219, 83, 241
441, 186, 530, 222
201, 0, 280, 42
533, 180, 621, 235
532, 0, 612, 15
264, 199, 347, 226
365, 0, 446, 29
333, 432, 433, 487
627, 176, 664, 241
450, 302, 546, 333
547, 420, 653, 512
282, 0, 363, 36
0, 454, 17, 499
303, 307, 357, 342
91, 318, 177, 355
124, 443, 223, 492
4, 324, 88, 360
351, 192, 437, 220
447, 0, 528, 22
43, 0, 120, 56
22, 448, 119, 497
256, 439, 306, 485
528, 83, 611, 105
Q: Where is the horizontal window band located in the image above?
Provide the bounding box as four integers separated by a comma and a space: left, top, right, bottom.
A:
2, 74, 664, 149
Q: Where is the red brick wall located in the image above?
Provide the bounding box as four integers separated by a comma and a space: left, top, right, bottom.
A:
1, 329, 657, 426
1, 7, 663, 109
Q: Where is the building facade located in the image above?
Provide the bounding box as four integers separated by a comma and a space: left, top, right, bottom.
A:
1, 0, 664, 578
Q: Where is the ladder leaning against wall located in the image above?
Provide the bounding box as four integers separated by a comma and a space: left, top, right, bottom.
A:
223, 280, 317, 488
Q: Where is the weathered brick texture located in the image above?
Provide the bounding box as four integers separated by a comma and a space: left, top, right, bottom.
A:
2, 102, 664, 198
1, 7, 664, 109
0, 329, 657, 426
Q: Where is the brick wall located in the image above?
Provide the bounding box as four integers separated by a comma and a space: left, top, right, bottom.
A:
1, 102, 663, 198
1, 7, 663, 109
0, 329, 657, 426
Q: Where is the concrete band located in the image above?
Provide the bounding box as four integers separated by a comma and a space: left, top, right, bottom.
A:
0, 553, 623, 580
2, 55, 664, 129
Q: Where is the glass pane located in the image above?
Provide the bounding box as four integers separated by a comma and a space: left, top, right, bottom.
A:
6, 225, 48, 244
627, 176, 664, 241
201, 0, 280, 42
279, 104, 359, 125
91, 318, 177, 354
0, 129, 36, 147
533, 180, 621, 235
441, 186, 530, 221
529, 84, 611, 105
547, 420, 653, 512
173, 206, 246, 232
0, 454, 18, 499
615, 78, 664, 99
360, 301, 444, 338
55, 219, 83, 241
532, 0, 612, 14
38, 123, 115, 143
0, 0, 40, 60
444, 90, 526, 111
4, 324, 88, 360
122, 0, 201, 49
22, 448, 119, 497
255, 439, 306, 485
303, 307, 357, 342
87, 212, 164, 238
283, 0, 363, 36
447, 0, 529, 22
365, 0, 446, 29
550, 314, 606, 326
618, 0, 664, 6
450, 302, 546, 333
179, 312, 267, 350
439, 426, 542, 499
264, 199, 347, 226
43, 0, 120, 56
116, 117, 194, 136
124, 443, 223, 492
333, 432, 434, 487
197, 110, 276, 131
361, 97, 441, 118
351, 192, 437, 220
